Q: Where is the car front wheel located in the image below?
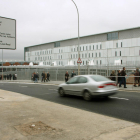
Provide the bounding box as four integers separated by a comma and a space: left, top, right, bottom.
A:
83, 91, 92, 101
59, 88, 65, 97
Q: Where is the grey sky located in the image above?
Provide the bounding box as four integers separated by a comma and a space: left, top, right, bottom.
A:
1, 0, 140, 61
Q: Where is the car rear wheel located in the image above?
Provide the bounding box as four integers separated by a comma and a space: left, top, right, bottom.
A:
83, 91, 92, 101
59, 88, 65, 97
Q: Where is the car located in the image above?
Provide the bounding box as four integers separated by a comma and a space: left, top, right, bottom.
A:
58, 75, 118, 101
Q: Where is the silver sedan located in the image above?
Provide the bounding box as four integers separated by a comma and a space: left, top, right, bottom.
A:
58, 75, 118, 101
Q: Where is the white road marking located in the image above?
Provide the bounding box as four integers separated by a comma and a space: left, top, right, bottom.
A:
110, 97, 129, 100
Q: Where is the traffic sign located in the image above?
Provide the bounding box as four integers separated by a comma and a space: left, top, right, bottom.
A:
77, 58, 82, 63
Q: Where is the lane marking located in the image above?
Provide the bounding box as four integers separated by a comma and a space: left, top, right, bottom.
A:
110, 97, 129, 100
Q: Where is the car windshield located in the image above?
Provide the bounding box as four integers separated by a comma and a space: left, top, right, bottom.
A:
90, 75, 110, 82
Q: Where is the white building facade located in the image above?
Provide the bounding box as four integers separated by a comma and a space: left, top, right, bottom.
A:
24, 27, 140, 66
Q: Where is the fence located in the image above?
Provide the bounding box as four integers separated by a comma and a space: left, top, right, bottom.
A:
0, 64, 139, 82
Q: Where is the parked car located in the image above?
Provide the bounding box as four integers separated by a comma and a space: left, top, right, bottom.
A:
58, 75, 118, 101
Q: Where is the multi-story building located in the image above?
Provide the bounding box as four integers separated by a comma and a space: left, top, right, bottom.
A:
24, 27, 140, 66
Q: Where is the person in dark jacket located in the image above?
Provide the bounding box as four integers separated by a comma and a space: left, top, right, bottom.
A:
9, 74, 12, 80
41, 71, 45, 82
34, 72, 38, 83
134, 68, 139, 87
110, 70, 116, 81
47, 72, 50, 82
119, 67, 127, 88
71, 71, 76, 78
65, 71, 69, 82
117, 70, 121, 86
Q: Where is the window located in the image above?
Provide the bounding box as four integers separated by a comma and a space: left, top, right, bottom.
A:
90, 75, 110, 82
116, 43, 118, 48
61, 55, 62, 59
67, 77, 78, 84
77, 77, 87, 83
82, 54, 84, 58
120, 51, 121, 56
100, 44, 102, 49
54, 42, 60, 47
80, 47, 81, 51
73, 54, 75, 58
121, 42, 123, 47
83, 46, 84, 51
59, 49, 60, 53
96, 53, 97, 57
96, 60, 98, 65
121, 60, 122, 64
77, 47, 78, 51
40, 51, 41, 55
86, 46, 88, 50
107, 32, 118, 40
115, 51, 117, 56
71, 48, 73, 52
74, 61, 75, 65
89, 46, 91, 50
93, 45, 94, 50
96, 45, 98, 50
45, 51, 46, 54
99, 52, 101, 57
74, 48, 75, 52
71, 54, 72, 58
100, 60, 102, 65
83, 61, 84, 65
76, 54, 78, 58
89, 53, 90, 58
92, 53, 93, 57
85, 53, 87, 58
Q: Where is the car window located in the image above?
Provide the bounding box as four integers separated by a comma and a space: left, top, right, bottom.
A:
77, 77, 87, 83
67, 77, 78, 84
90, 75, 110, 82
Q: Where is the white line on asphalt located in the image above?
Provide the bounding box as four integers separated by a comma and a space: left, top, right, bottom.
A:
110, 97, 129, 100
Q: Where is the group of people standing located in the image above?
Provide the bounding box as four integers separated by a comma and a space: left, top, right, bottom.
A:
31, 72, 50, 83
41, 71, 50, 82
0, 74, 17, 80
110, 67, 140, 88
65, 71, 76, 82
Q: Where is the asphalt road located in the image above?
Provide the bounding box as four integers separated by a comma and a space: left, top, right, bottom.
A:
0, 83, 140, 124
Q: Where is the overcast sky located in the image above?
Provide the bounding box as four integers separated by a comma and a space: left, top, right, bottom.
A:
1, 0, 140, 61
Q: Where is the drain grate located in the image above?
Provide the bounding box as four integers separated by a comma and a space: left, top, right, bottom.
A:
14, 121, 62, 136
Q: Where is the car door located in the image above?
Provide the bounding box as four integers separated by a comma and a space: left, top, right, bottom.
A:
74, 76, 88, 96
64, 77, 79, 95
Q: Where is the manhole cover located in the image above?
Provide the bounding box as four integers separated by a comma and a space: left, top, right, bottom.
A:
14, 121, 62, 136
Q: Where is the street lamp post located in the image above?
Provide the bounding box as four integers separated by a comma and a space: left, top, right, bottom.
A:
71, 0, 80, 75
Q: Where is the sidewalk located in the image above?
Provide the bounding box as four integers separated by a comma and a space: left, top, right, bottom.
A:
0, 89, 140, 140
0, 80, 140, 91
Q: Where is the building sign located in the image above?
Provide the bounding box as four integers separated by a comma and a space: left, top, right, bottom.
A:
0, 16, 16, 49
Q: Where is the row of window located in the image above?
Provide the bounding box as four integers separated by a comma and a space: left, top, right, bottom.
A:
35, 50, 52, 56
35, 56, 52, 61
71, 52, 101, 59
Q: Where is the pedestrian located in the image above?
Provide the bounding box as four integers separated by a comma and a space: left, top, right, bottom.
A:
41, 71, 45, 82
4, 74, 6, 80
13, 74, 15, 80
119, 67, 127, 88
36, 72, 39, 81
34, 72, 38, 83
47, 72, 50, 81
9, 74, 12, 80
134, 68, 139, 87
110, 70, 116, 81
117, 70, 121, 86
15, 73, 17, 80
71, 71, 76, 78
7, 74, 9, 80
65, 71, 69, 82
